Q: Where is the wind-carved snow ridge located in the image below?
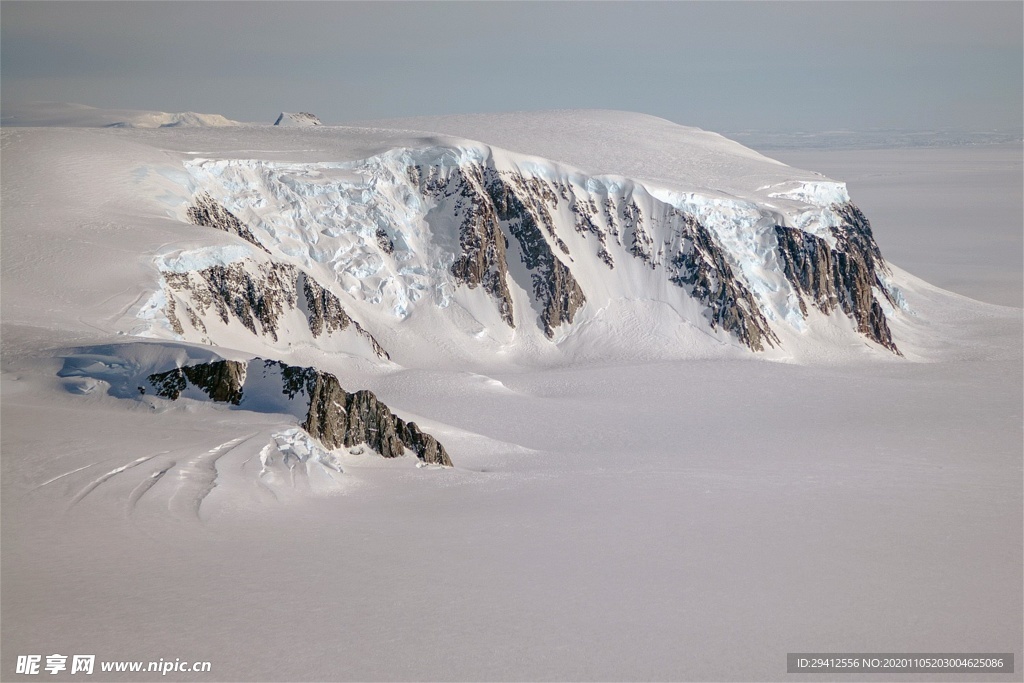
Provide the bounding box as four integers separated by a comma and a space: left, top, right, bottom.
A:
181, 143, 903, 355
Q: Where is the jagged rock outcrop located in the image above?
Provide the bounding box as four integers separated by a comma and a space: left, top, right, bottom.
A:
187, 193, 269, 253
669, 213, 779, 351
417, 161, 884, 351
403, 156, 788, 344
569, 195, 615, 268
375, 226, 395, 254
163, 261, 297, 342
301, 273, 349, 337
409, 162, 587, 337
396, 420, 450, 467
277, 361, 451, 466
300, 274, 389, 358
409, 163, 516, 327
164, 196, 389, 357
148, 360, 246, 404
162, 260, 388, 356
146, 359, 452, 466
486, 171, 587, 338
775, 203, 899, 354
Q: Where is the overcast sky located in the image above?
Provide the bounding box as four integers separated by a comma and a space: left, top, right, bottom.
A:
2, 1, 1021, 132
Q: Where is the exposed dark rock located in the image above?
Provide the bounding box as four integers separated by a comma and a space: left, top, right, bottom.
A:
409, 163, 516, 327
300, 274, 389, 359
773, 227, 834, 317
301, 273, 349, 337
284, 361, 451, 465
570, 195, 614, 269
502, 172, 571, 255
410, 162, 588, 336
179, 156, 899, 356
602, 198, 620, 240
668, 213, 779, 351
775, 202, 899, 354
146, 359, 451, 465
187, 193, 270, 253
148, 360, 246, 404
161, 251, 387, 357
148, 367, 187, 400
185, 195, 387, 354
485, 171, 587, 338
174, 360, 449, 465
395, 419, 450, 467
166, 262, 296, 342
162, 289, 186, 336
375, 226, 395, 255
621, 199, 655, 268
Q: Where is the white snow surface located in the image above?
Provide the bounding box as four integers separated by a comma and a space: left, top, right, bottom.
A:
1, 108, 1020, 681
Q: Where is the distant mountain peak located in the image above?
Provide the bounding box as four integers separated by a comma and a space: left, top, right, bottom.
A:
274, 112, 322, 127
0, 102, 239, 128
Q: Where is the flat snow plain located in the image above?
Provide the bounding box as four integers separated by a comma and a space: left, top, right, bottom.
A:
1, 122, 1021, 681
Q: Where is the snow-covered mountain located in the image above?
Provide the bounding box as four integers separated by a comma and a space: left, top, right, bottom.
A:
0, 109, 942, 477
155, 111, 907, 369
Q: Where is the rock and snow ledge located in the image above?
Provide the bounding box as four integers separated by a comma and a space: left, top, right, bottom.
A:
273, 112, 322, 127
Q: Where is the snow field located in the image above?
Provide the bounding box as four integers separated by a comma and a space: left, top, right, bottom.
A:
1, 110, 1019, 680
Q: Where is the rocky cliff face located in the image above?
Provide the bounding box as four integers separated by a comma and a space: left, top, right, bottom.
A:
301, 372, 450, 465
299, 274, 389, 358
486, 170, 587, 338
775, 203, 899, 353
409, 156, 781, 347
163, 261, 297, 341
669, 212, 780, 351
409, 163, 517, 327
182, 146, 905, 356
148, 359, 246, 404
187, 192, 269, 253
156, 197, 389, 357
147, 359, 452, 466
410, 161, 588, 338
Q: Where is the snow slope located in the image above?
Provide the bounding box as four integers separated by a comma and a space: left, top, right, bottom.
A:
1, 108, 1020, 681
